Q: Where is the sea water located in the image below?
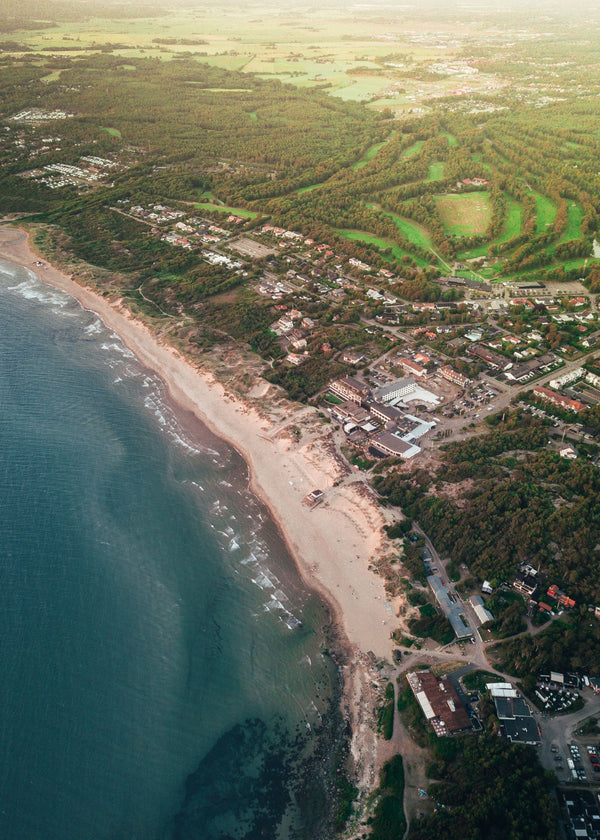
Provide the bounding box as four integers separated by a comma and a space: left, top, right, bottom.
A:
0, 260, 344, 840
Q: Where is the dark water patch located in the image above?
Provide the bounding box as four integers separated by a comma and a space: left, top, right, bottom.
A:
0, 259, 349, 839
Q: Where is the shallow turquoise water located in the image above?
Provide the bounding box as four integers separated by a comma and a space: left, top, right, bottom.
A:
0, 260, 342, 839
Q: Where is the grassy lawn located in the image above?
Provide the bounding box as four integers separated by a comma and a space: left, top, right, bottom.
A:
401, 140, 424, 158
194, 202, 257, 218
527, 189, 557, 234
558, 201, 583, 242
296, 182, 325, 194
378, 209, 434, 249
461, 194, 522, 258
435, 192, 491, 236
442, 131, 458, 147
427, 161, 445, 181
353, 139, 388, 170
336, 229, 432, 267
500, 194, 523, 242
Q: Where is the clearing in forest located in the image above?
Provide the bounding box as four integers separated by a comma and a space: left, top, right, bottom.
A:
336, 229, 432, 267
435, 193, 491, 236
558, 201, 583, 242
527, 190, 557, 234
353, 139, 388, 170
427, 161, 445, 181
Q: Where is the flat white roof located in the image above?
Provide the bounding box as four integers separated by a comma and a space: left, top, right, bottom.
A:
416, 691, 435, 720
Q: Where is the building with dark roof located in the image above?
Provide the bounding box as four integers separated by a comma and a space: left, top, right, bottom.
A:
407, 671, 471, 737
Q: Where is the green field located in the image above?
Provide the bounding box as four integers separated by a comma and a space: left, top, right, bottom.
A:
442, 132, 458, 147
377, 209, 434, 249
435, 193, 491, 236
527, 190, 557, 234
100, 127, 121, 137
336, 229, 431, 266
427, 161, 445, 181
457, 195, 522, 260
296, 182, 325, 194
500, 195, 523, 242
558, 201, 583, 242
353, 140, 388, 170
195, 202, 257, 218
401, 140, 424, 159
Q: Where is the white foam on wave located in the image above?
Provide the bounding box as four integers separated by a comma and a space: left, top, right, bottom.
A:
100, 341, 135, 359
7, 277, 73, 310
83, 319, 103, 336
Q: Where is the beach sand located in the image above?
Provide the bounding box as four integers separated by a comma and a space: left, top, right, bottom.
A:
0, 225, 400, 797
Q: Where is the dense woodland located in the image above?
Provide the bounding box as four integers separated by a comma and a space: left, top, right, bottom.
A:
375, 409, 600, 673
407, 736, 559, 840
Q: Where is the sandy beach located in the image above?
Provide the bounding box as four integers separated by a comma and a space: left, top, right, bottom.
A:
0, 225, 398, 658
0, 224, 400, 795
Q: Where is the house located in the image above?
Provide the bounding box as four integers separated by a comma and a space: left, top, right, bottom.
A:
560, 445, 577, 459
342, 351, 366, 365
513, 568, 538, 598
547, 584, 576, 609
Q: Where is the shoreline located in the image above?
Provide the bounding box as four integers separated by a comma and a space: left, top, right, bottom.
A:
0, 224, 399, 795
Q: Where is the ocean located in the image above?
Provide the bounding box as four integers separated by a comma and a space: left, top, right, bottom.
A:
0, 259, 345, 840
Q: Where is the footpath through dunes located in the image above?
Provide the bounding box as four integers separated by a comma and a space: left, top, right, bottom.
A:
0, 225, 398, 663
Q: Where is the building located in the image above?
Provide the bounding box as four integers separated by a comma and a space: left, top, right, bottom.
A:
469, 595, 494, 625
329, 400, 371, 426
513, 566, 539, 599
487, 682, 540, 745
369, 402, 404, 426
427, 575, 473, 640
468, 344, 512, 371
549, 367, 585, 389
533, 385, 586, 413
329, 376, 370, 404
373, 377, 417, 403
399, 358, 428, 378
407, 671, 471, 737
369, 431, 420, 460
547, 584, 576, 609
342, 351, 366, 365
438, 365, 470, 388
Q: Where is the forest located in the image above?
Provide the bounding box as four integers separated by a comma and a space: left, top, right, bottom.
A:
374, 409, 600, 671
